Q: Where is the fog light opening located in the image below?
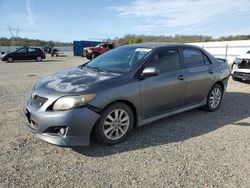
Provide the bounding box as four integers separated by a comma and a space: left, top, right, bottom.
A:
59, 128, 66, 135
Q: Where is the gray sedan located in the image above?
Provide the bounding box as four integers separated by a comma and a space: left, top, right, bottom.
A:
23, 43, 230, 146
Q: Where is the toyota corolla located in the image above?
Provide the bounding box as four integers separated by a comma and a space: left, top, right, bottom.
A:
23, 43, 230, 146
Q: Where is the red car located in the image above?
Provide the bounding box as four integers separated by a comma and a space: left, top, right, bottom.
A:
83, 42, 115, 60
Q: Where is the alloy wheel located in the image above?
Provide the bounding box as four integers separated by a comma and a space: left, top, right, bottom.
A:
209, 88, 222, 109
103, 109, 130, 140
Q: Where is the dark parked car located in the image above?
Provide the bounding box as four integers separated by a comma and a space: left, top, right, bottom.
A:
1, 47, 45, 63
23, 43, 230, 146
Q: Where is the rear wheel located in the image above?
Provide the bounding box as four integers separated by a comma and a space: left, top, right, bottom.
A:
7, 57, 14, 63
94, 102, 134, 145
36, 56, 42, 62
204, 84, 223, 112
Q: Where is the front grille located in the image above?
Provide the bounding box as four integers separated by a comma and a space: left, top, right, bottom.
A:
238, 59, 250, 69
32, 94, 48, 107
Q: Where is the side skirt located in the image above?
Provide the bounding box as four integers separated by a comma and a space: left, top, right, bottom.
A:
137, 98, 207, 127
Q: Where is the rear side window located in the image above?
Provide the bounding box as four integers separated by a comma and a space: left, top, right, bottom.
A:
28, 48, 36, 52
146, 48, 181, 73
183, 48, 207, 68
203, 54, 211, 65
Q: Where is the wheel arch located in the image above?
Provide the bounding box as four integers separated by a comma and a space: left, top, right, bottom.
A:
102, 99, 138, 127
89, 99, 138, 144
214, 80, 224, 91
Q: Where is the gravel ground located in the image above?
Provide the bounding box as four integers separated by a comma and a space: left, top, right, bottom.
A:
0, 53, 249, 187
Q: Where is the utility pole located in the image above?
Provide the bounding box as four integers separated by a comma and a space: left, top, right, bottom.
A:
8, 26, 20, 46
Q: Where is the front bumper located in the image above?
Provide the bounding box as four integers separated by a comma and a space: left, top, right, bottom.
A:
23, 97, 101, 146
231, 71, 250, 80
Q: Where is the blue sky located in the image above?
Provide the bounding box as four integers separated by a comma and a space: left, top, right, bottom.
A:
0, 0, 250, 42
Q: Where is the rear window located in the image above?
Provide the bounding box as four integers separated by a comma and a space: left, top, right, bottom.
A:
28, 48, 36, 52
183, 48, 207, 68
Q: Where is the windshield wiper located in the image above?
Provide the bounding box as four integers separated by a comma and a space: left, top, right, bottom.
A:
85, 64, 105, 72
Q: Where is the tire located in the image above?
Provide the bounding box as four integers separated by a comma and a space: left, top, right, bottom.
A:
86, 55, 92, 60
36, 56, 42, 62
91, 53, 97, 60
94, 102, 134, 145
204, 84, 223, 112
232, 76, 242, 82
7, 57, 14, 63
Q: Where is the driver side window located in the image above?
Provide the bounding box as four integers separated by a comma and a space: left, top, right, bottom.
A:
146, 48, 181, 73
16, 48, 27, 53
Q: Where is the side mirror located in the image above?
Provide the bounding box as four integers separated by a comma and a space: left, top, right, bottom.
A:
140, 66, 160, 79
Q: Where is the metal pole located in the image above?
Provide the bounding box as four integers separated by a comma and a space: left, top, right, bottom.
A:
225, 44, 228, 59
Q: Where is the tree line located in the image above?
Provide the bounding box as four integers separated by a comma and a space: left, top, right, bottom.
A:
0, 34, 250, 46
113, 34, 250, 46
0, 37, 73, 46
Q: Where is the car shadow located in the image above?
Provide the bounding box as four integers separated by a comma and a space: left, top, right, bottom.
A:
72, 91, 250, 157
43, 59, 64, 62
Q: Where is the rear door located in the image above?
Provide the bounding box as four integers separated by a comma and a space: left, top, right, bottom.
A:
181, 48, 216, 105
27, 48, 37, 59
140, 47, 187, 119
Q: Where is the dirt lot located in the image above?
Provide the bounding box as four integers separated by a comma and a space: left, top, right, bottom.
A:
0, 53, 249, 187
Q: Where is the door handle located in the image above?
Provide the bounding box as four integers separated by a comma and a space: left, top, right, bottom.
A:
178, 75, 184, 80
209, 69, 213, 74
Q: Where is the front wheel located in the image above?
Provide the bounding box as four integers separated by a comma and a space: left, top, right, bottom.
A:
204, 84, 223, 112
91, 53, 97, 60
7, 57, 14, 63
94, 102, 134, 145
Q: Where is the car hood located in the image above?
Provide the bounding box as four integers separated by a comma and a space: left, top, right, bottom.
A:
84, 47, 94, 50
35, 66, 120, 95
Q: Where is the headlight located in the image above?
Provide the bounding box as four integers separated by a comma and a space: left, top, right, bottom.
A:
234, 57, 242, 64
87, 49, 92, 53
53, 94, 96, 111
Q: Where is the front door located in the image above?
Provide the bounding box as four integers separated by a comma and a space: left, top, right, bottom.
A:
140, 47, 187, 119
15, 48, 28, 60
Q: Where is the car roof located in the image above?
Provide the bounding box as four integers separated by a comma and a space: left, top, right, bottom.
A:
124, 42, 200, 49
18, 46, 40, 49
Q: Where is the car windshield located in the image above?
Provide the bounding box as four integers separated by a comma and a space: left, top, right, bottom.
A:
95, 43, 103, 47
86, 46, 152, 74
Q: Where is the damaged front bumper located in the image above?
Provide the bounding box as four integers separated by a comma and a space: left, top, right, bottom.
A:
23, 95, 101, 146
